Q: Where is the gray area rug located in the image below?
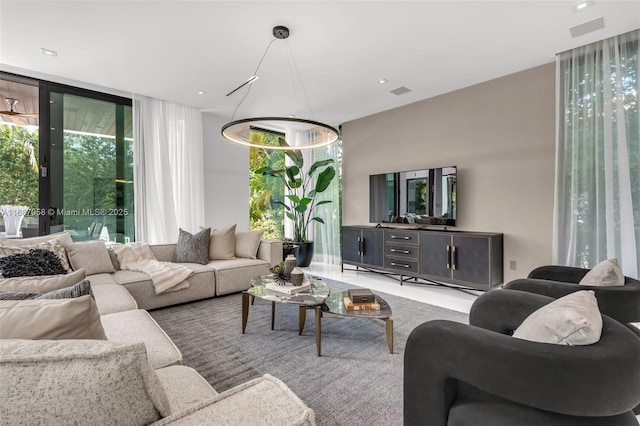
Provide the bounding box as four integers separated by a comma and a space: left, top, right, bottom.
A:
150, 278, 469, 426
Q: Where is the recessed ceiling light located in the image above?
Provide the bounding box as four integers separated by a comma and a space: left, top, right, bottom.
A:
197, 90, 207, 95
573, 1, 593, 12
377, 78, 388, 84
41, 48, 58, 57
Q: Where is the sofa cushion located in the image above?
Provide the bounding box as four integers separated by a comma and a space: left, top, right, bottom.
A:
235, 230, 264, 259
65, 240, 116, 275
209, 258, 270, 296
0, 230, 73, 247
513, 290, 603, 345
579, 258, 625, 287
175, 228, 210, 265
0, 339, 170, 425
100, 309, 182, 369
153, 374, 315, 426
90, 282, 138, 315
0, 295, 107, 340
155, 365, 218, 414
118, 267, 215, 311
0, 268, 86, 293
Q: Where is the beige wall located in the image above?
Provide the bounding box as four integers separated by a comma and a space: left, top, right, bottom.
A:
342, 63, 556, 283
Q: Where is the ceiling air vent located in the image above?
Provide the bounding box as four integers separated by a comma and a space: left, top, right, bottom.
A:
570, 17, 605, 38
390, 86, 411, 96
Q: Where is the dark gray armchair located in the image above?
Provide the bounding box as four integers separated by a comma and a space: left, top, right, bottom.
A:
404, 290, 640, 426
503, 265, 640, 325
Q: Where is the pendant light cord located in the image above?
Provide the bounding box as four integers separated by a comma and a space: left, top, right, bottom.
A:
230, 38, 277, 121
285, 41, 315, 119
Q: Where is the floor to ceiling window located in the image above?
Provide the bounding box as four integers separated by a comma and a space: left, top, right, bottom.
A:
43, 84, 134, 242
554, 30, 639, 278
0, 73, 134, 241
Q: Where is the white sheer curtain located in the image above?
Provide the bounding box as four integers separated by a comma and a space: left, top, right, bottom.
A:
133, 95, 205, 244
311, 141, 342, 265
554, 30, 640, 278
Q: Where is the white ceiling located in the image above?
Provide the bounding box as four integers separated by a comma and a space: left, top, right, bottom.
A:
1, 1, 639, 127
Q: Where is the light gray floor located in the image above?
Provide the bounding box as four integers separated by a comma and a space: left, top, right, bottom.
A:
305, 261, 479, 314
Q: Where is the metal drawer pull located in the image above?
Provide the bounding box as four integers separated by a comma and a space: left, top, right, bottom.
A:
451, 245, 457, 270
446, 245, 451, 269
390, 235, 410, 240
390, 262, 410, 268
390, 249, 410, 254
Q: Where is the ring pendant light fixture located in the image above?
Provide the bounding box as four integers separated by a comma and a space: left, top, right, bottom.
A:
221, 26, 339, 150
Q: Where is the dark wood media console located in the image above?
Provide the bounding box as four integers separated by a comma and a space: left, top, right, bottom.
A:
342, 225, 503, 291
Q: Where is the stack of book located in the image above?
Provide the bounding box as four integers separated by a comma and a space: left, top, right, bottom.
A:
266, 281, 311, 295
344, 288, 380, 311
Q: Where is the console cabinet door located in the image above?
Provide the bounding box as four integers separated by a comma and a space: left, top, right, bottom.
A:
342, 227, 362, 265
451, 235, 492, 288
419, 233, 452, 280
361, 229, 384, 267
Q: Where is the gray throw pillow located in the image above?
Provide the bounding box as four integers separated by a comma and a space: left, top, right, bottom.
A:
175, 228, 210, 265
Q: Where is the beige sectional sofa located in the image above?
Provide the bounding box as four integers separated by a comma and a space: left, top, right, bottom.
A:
0, 232, 315, 425
91, 240, 282, 310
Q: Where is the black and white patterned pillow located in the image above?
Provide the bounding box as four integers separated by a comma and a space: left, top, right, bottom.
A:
0, 249, 67, 278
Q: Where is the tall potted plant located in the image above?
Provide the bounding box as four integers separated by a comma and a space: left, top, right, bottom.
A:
256, 137, 336, 267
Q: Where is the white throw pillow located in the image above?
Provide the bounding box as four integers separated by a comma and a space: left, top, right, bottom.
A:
235, 230, 264, 259
513, 290, 603, 345
579, 258, 625, 287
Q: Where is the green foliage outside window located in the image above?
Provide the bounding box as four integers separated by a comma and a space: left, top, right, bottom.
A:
249, 131, 285, 240
0, 125, 39, 213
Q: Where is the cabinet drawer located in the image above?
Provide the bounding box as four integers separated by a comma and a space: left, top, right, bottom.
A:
385, 244, 418, 259
384, 230, 419, 243
385, 258, 419, 273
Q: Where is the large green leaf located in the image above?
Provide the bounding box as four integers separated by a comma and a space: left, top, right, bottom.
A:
288, 178, 302, 189
314, 166, 336, 193
256, 166, 285, 177
286, 194, 302, 204
270, 199, 290, 211
308, 159, 334, 176
285, 166, 300, 182
311, 217, 325, 224
279, 137, 303, 168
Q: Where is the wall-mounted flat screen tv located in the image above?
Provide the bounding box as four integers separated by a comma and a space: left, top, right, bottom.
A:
369, 166, 457, 226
